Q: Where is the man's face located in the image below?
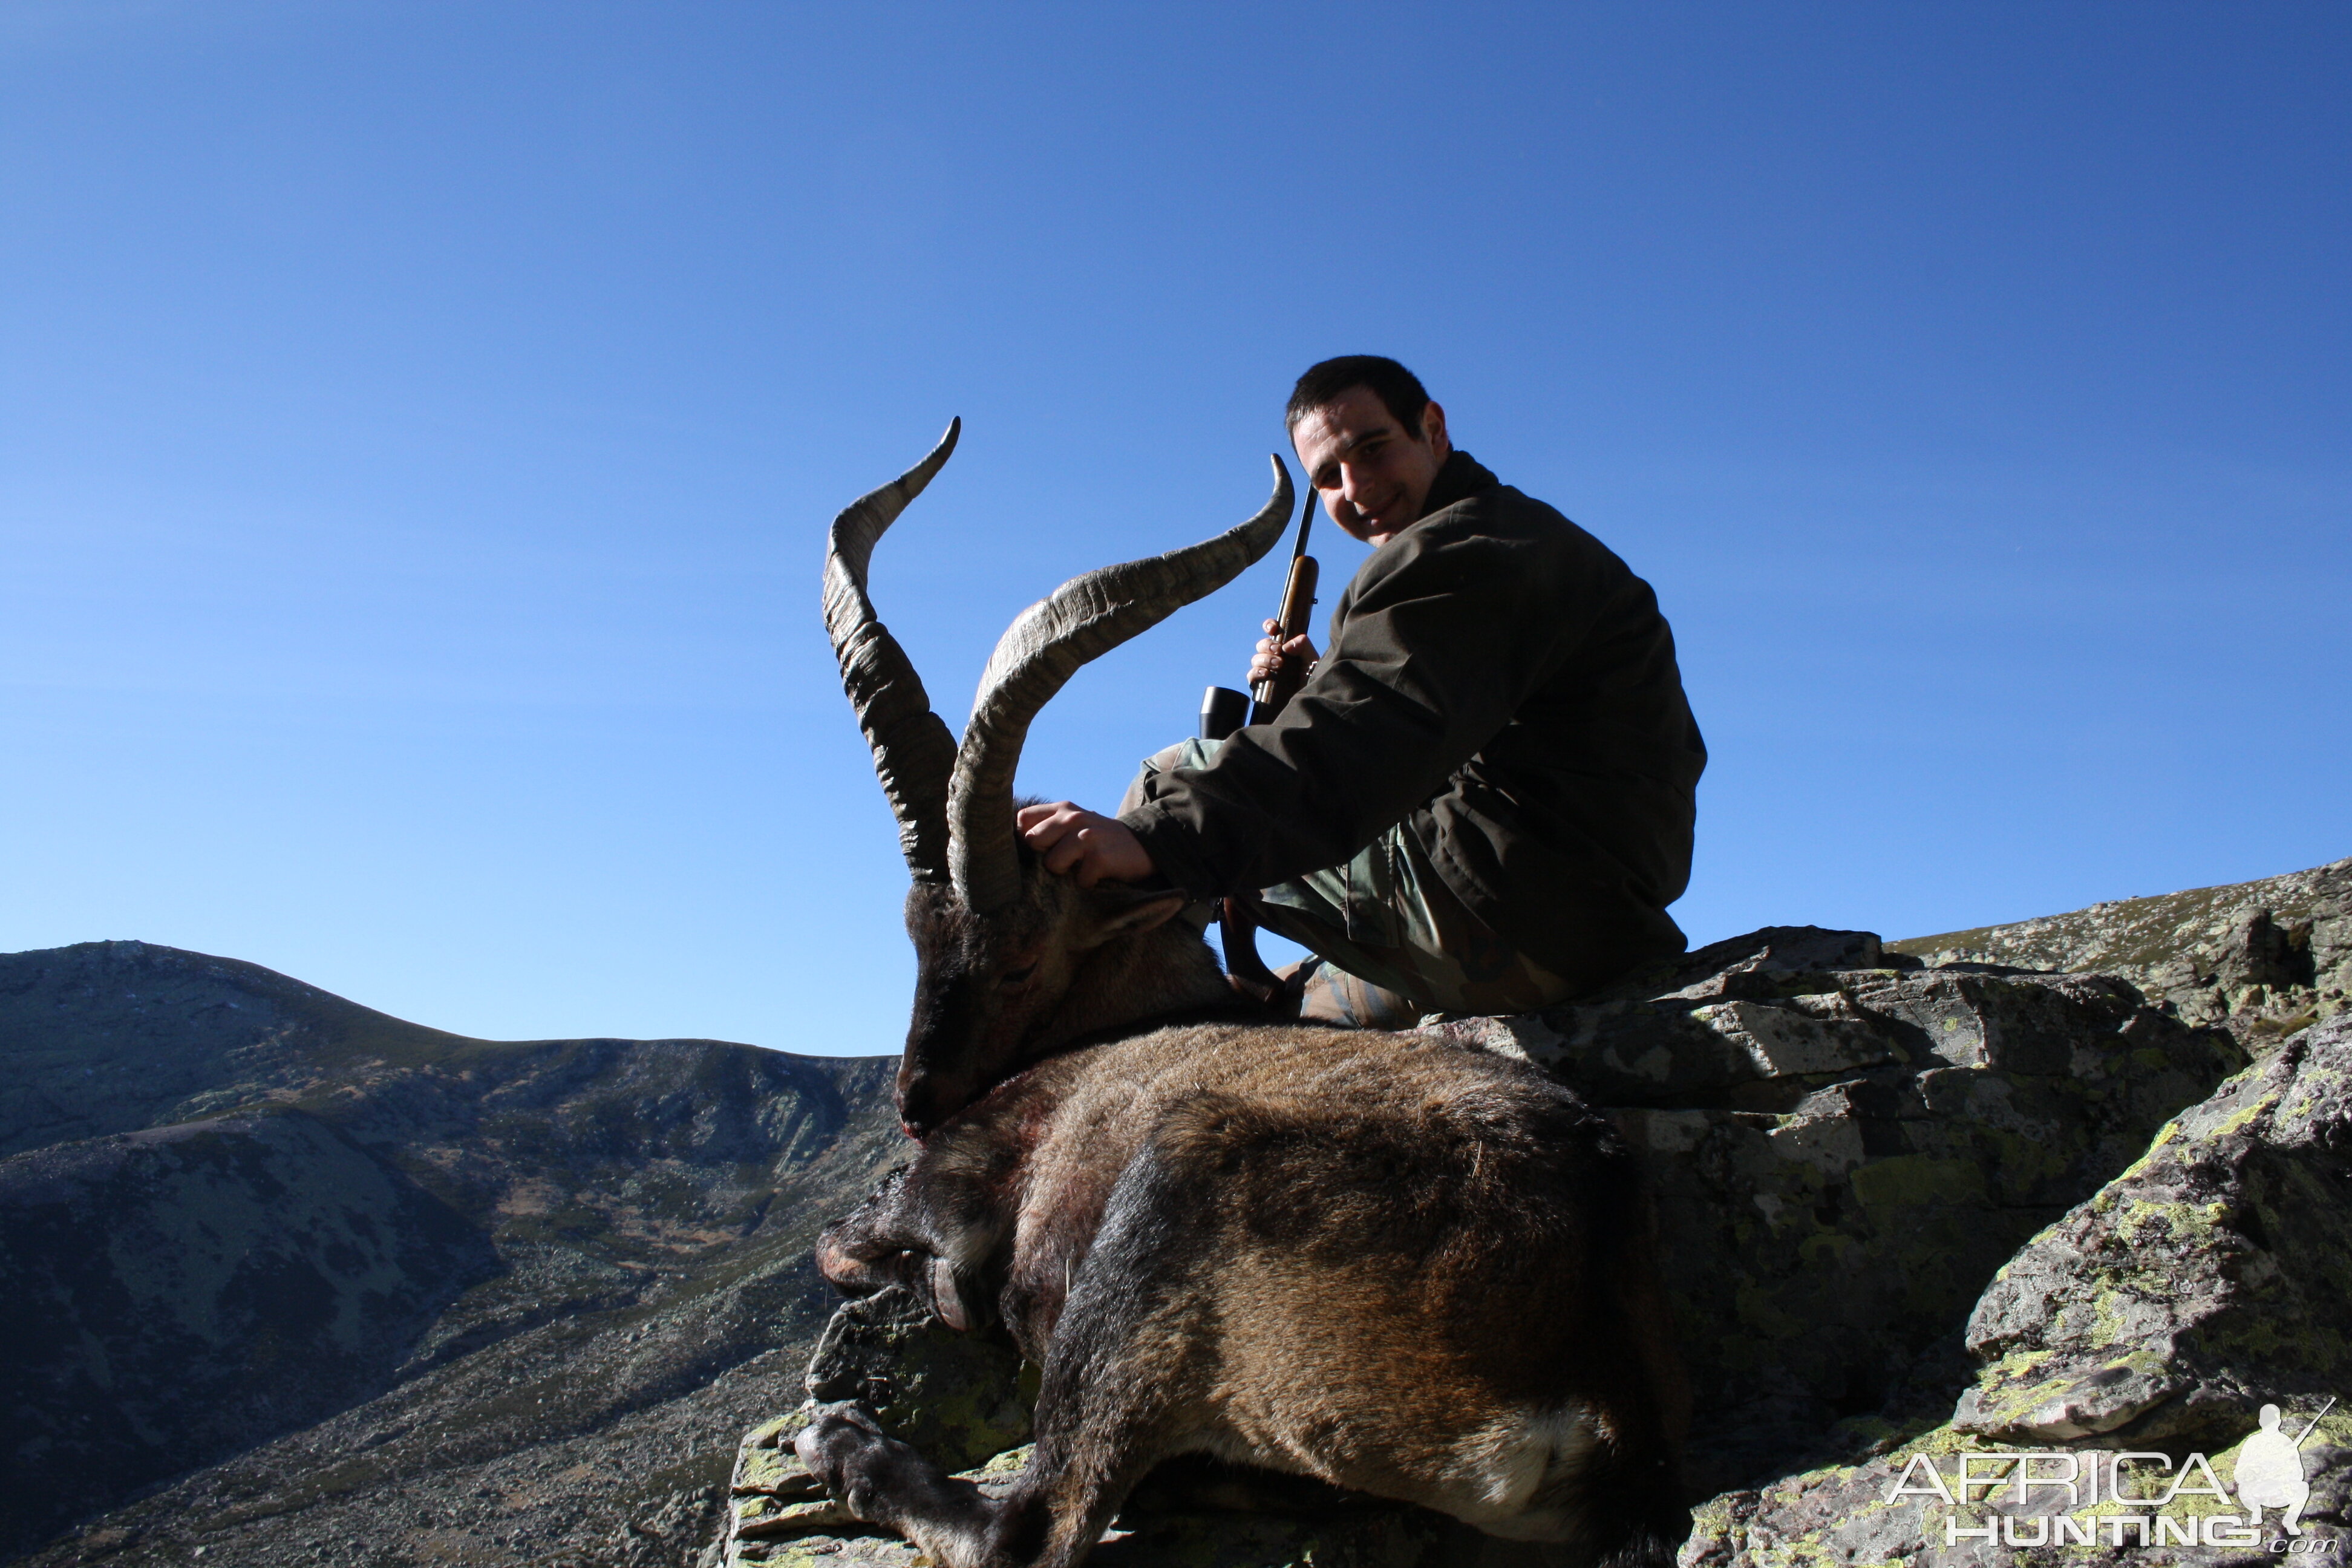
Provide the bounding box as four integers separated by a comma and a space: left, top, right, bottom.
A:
1289, 385, 1452, 546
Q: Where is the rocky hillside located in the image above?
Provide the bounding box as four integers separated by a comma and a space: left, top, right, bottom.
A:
11, 857, 2347, 1568
1893, 855, 2350, 1042
713, 861, 2348, 1568
0, 942, 905, 1566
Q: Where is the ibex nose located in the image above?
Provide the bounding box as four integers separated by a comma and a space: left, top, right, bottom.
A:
895, 1072, 949, 1142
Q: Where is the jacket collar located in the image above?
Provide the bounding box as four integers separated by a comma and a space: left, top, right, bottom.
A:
1417, 449, 1498, 520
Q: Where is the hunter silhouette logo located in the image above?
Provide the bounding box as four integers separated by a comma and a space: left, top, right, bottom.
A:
2237, 1399, 2334, 1537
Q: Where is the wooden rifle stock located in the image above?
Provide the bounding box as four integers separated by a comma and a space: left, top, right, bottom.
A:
1249, 555, 1319, 723
1249, 483, 1320, 725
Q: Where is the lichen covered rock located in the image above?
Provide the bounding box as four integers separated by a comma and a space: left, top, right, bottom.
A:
802, 1284, 1037, 1474
714, 1289, 1037, 1565
1676, 1011, 2352, 1563
1957, 1011, 2352, 1446
1681, 1411, 2350, 1567
1432, 929, 2244, 1488
1893, 855, 2352, 1044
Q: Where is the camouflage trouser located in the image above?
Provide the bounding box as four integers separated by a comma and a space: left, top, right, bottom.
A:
1122, 739, 1575, 1026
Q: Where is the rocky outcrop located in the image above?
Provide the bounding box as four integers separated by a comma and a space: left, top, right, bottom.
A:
1682, 1011, 2352, 1564
1957, 1010, 2352, 1448
1439, 928, 2242, 1489
723, 1292, 1500, 1568
800, 1288, 1037, 1475
1893, 855, 2351, 1044
713, 923, 2257, 1564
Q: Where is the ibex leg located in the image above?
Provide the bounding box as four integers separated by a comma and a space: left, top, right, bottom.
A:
980, 1140, 1223, 1568
797, 1404, 1010, 1567
798, 1183, 1206, 1568
796, 1336, 1175, 1568
799, 1403, 1130, 1568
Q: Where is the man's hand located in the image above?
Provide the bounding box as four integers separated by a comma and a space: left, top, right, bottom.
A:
1248, 618, 1319, 689
1016, 802, 1156, 888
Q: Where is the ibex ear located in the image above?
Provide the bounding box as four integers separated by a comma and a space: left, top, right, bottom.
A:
1083, 885, 1192, 944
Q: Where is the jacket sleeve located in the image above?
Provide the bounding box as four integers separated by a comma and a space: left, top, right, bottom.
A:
1120, 511, 1589, 897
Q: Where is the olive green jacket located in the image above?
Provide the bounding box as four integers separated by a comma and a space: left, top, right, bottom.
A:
1120, 451, 1707, 995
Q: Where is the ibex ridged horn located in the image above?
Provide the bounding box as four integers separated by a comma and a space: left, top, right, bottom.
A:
823, 419, 962, 884
948, 456, 1296, 913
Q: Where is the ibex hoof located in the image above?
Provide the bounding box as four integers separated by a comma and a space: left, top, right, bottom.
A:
795, 1402, 937, 1526
797, 1403, 886, 1485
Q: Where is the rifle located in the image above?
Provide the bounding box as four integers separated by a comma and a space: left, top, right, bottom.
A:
1200, 475, 1319, 741
1249, 491, 1319, 724
1198, 477, 1320, 1003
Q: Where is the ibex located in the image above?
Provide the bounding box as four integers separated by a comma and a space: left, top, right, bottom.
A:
800, 421, 1691, 1568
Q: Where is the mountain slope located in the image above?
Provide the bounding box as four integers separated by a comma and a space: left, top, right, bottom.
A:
2, 1108, 498, 1534
0, 941, 904, 1564
0, 939, 472, 1159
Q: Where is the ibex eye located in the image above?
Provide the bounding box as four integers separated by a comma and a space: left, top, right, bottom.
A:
1000, 964, 1037, 987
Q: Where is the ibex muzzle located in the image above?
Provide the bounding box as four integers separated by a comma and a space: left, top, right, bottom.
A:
823, 420, 1291, 1135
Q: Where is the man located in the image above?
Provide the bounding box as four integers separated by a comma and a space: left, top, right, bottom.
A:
1018, 356, 1706, 1025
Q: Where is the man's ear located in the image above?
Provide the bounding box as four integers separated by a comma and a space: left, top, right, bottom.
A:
1421, 398, 1451, 460
1083, 885, 1192, 944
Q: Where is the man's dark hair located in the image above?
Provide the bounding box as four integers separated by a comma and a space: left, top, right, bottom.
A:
1285, 355, 1431, 434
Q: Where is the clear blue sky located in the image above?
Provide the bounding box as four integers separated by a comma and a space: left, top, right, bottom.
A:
4, 3, 2345, 1054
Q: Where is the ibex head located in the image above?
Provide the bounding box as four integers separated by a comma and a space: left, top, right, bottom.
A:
824, 420, 1293, 1137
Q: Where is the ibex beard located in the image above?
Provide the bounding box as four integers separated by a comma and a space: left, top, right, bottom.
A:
811, 423, 1692, 1568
